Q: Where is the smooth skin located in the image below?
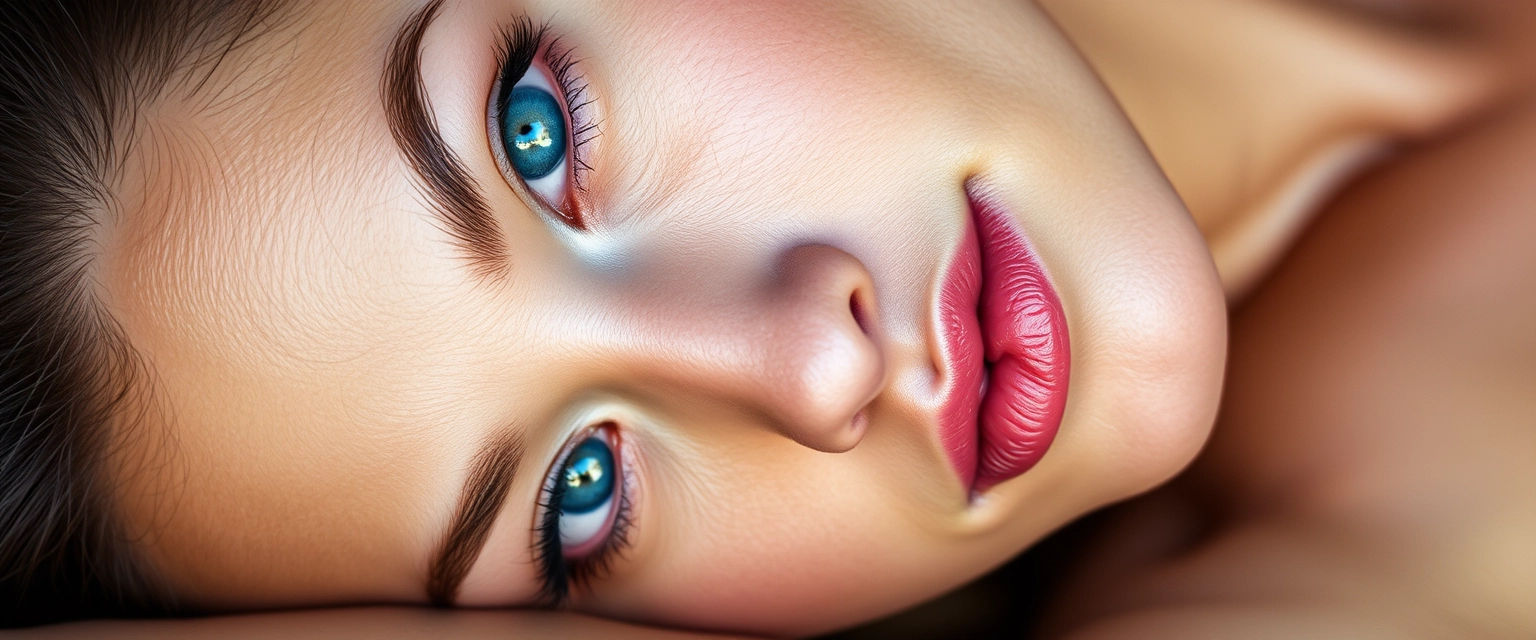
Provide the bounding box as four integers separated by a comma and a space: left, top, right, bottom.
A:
98, 0, 1221, 636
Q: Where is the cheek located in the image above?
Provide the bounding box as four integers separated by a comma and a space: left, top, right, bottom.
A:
594, 428, 992, 636
588, 0, 946, 201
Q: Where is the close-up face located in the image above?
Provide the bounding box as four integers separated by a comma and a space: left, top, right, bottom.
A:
100, 0, 1224, 635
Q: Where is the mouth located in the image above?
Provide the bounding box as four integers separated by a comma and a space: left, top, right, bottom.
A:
937, 189, 1070, 495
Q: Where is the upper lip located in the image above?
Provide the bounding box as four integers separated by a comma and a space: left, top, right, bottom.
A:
936, 188, 1070, 494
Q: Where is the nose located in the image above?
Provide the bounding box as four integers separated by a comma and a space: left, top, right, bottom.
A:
758, 245, 885, 451
616, 245, 885, 453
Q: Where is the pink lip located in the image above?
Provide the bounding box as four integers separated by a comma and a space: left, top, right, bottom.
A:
938, 191, 1070, 494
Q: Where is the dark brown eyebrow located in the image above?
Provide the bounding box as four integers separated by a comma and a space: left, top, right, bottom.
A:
387, 2, 523, 605
427, 429, 526, 605
383, 0, 507, 278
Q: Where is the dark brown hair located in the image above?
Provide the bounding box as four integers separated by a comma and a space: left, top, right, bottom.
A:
0, 0, 286, 626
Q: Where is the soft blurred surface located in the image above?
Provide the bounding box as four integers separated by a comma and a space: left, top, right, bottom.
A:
821, 512, 1106, 640
20, 608, 747, 640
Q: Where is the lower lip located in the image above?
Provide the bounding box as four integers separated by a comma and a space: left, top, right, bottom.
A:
937, 192, 1070, 494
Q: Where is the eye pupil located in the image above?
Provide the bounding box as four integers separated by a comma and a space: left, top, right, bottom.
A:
500, 86, 567, 180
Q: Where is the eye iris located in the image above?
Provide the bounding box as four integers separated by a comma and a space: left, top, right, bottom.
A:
558, 438, 614, 514
501, 86, 566, 180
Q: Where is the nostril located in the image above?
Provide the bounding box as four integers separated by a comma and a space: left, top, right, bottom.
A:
849, 291, 870, 336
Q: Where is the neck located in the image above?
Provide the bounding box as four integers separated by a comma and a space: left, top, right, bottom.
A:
1041, 0, 1501, 297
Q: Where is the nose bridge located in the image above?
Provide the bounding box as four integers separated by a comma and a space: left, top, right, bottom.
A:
616, 244, 885, 453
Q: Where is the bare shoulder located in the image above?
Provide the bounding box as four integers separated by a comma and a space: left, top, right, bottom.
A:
1042, 93, 1536, 639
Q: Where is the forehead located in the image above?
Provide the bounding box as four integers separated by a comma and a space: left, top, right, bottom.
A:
103, 1, 490, 603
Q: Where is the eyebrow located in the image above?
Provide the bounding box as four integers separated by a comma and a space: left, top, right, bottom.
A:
383, 0, 507, 278
427, 429, 526, 605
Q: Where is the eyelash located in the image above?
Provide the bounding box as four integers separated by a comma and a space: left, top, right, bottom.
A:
492, 17, 599, 219
531, 426, 635, 607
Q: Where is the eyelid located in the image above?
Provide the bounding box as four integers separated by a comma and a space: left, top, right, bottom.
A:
511, 57, 560, 94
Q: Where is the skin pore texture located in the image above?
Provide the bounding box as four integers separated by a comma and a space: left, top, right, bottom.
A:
80, 0, 1527, 637
101, 0, 1222, 635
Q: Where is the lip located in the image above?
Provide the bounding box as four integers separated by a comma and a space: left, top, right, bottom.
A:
937, 191, 1070, 494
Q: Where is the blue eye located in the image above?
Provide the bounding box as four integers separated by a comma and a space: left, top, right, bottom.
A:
500, 86, 567, 181
491, 33, 596, 231
557, 437, 616, 550
560, 438, 613, 512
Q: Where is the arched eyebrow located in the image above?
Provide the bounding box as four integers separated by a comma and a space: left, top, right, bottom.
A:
383, 0, 508, 279
427, 429, 526, 605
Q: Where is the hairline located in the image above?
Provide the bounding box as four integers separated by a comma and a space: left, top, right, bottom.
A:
16, 0, 302, 620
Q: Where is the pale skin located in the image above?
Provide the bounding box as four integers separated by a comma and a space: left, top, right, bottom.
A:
42, 0, 1530, 637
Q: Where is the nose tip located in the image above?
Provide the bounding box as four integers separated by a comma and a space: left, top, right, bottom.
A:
762, 245, 885, 453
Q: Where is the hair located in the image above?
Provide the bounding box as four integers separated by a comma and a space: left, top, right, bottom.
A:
0, 0, 287, 627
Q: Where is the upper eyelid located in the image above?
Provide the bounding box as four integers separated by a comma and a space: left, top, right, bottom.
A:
530, 429, 580, 605
510, 58, 561, 93
492, 16, 543, 116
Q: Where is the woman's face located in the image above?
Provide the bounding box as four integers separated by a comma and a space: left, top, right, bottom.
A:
103, 0, 1224, 635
